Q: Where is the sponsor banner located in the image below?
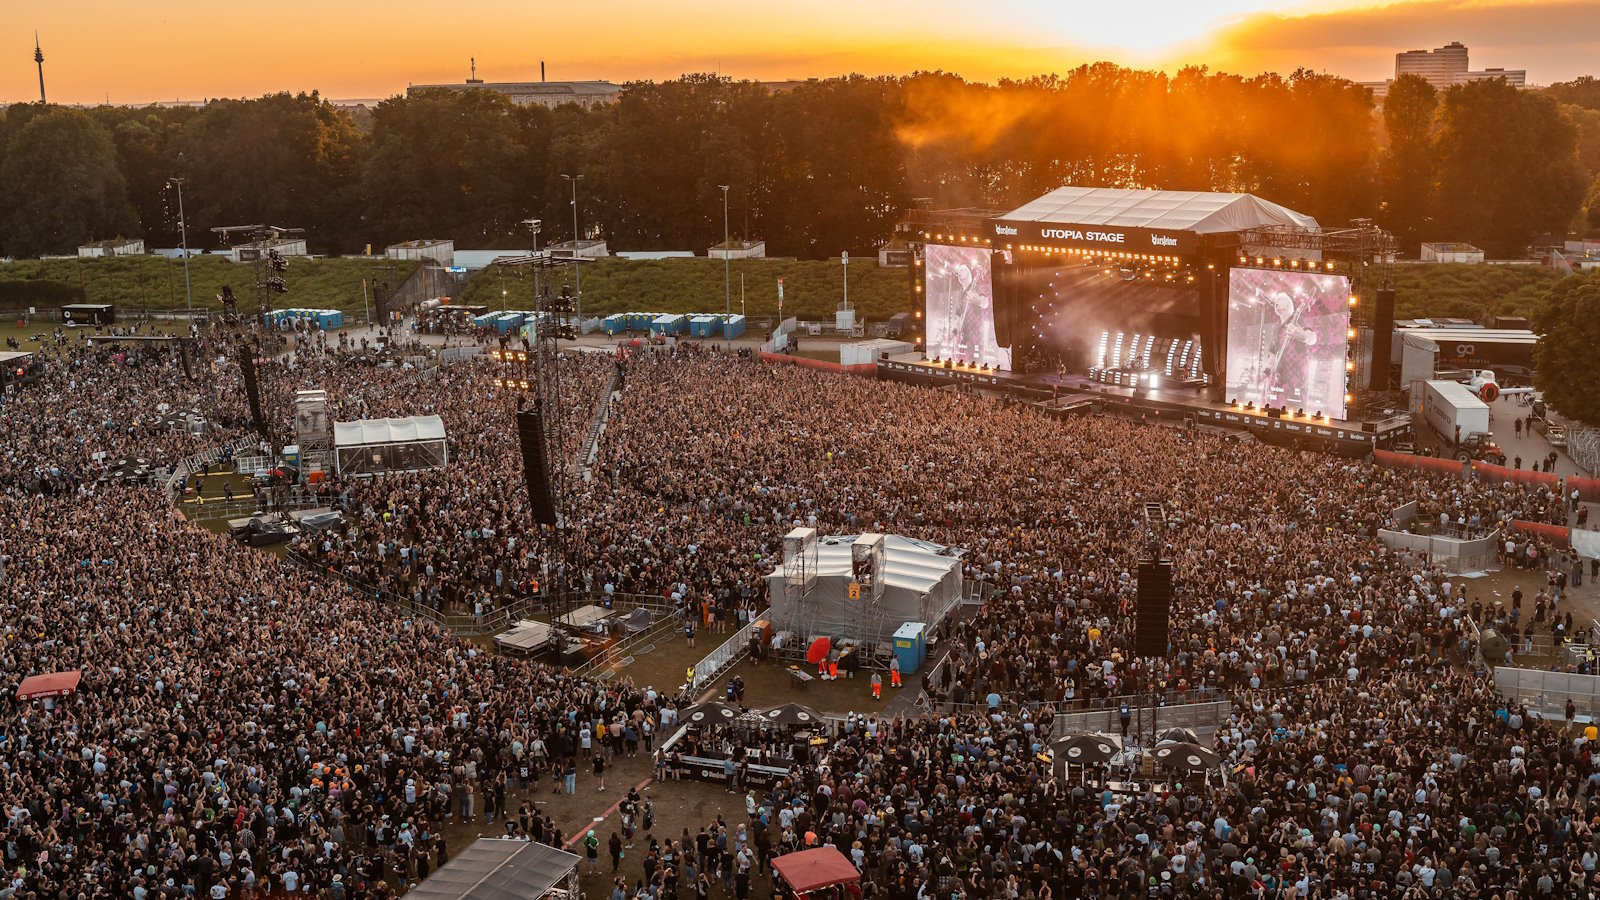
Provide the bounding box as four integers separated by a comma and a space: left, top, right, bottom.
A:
992, 220, 1197, 256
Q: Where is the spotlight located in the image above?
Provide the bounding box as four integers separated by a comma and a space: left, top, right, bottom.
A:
1348, 295, 1358, 307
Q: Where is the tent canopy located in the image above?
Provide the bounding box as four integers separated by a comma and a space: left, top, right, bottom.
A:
333, 415, 446, 448
16, 670, 82, 701
1003, 186, 1319, 235
406, 838, 580, 900
772, 847, 861, 895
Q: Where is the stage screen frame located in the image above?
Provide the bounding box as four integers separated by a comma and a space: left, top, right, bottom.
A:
924, 244, 1011, 369
1224, 268, 1351, 420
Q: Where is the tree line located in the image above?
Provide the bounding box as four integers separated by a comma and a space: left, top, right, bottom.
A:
0, 68, 1596, 261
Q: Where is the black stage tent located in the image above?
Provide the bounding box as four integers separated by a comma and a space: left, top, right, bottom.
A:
407, 838, 581, 900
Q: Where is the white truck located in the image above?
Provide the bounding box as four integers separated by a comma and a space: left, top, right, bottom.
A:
1420, 379, 1506, 463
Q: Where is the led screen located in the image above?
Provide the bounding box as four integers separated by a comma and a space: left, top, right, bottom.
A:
925, 244, 1011, 369
1225, 269, 1351, 419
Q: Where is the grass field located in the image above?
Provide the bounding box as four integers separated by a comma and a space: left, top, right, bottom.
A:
0, 255, 421, 318
461, 257, 915, 322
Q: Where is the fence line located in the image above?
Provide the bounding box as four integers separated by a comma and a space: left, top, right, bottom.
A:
689, 608, 769, 694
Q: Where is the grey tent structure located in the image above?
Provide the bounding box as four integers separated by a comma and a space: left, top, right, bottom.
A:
765, 533, 963, 651
406, 838, 580, 900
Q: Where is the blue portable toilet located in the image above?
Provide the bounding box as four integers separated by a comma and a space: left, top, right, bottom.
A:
604, 314, 626, 335
318, 309, 344, 330
689, 315, 717, 338
722, 314, 746, 340
893, 623, 925, 675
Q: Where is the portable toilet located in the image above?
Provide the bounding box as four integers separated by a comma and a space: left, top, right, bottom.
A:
652, 314, 687, 336
893, 623, 925, 675
626, 311, 650, 332
319, 310, 344, 330
722, 314, 746, 340
604, 314, 627, 336
689, 315, 717, 338
281, 444, 300, 468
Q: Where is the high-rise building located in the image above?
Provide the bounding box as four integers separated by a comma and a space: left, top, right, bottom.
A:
1395, 41, 1470, 90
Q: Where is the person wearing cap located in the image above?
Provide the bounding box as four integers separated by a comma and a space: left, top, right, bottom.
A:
584, 829, 601, 872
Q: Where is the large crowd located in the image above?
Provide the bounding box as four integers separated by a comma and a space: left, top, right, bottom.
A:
2, 319, 1597, 899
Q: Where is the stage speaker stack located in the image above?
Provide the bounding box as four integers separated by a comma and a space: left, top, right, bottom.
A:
237, 343, 265, 434
991, 251, 1016, 348
1368, 288, 1396, 392
1134, 560, 1173, 657
516, 407, 560, 527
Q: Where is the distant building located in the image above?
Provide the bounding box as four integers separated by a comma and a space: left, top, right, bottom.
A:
407, 62, 621, 108
1457, 68, 1527, 87
77, 238, 144, 258
1421, 242, 1485, 264
547, 239, 608, 260
1396, 42, 1470, 90
230, 238, 307, 264
386, 239, 454, 267
615, 251, 696, 261
1358, 80, 1392, 100
708, 240, 765, 260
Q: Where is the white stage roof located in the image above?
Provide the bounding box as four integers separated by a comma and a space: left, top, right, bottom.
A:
1003, 187, 1319, 234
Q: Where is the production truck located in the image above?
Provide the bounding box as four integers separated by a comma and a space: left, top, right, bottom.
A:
1420, 379, 1506, 464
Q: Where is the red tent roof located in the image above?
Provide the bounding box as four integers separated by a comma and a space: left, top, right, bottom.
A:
16, 670, 82, 701
771, 847, 860, 895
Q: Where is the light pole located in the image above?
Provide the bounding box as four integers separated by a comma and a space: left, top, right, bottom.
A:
168, 177, 193, 322
561, 174, 584, 324
719, 184, 731, 316
520, 217, 542, 304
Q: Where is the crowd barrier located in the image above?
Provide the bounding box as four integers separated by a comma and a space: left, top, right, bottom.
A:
1377, 528, 1501, 573
1511, 520, 1571, 549
757, 352, 876, 377
1494, 666, 1600, 720
1372, 449, 1465, 476
1573, 475, 1600, 503
1472, 462, 1562, 491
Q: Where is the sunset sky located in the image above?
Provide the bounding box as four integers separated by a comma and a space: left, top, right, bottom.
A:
7, 0, 1600, 105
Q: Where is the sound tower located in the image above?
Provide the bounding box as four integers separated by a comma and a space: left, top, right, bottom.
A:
1134, 559, 1173, 657
1368, 287, 1396, 392
516, 407, 559, 526
237, 343, 265, 433
991, 250, 1016, 349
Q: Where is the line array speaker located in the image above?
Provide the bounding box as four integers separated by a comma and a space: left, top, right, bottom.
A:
1134, 560, 1173, 657
516, 407, 559, 526
1369, 287, 1396, 392
237, 344, 264, 434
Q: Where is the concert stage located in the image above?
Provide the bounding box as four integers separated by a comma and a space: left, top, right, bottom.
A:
877, 353, 1413, 456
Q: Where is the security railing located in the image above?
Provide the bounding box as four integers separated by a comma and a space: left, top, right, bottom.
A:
688, 608, 770, 694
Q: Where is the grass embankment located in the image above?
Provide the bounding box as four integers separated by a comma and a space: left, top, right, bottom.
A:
461, 257, 915, 321
0, 256, 422, 318
1391, 263, 1564, 322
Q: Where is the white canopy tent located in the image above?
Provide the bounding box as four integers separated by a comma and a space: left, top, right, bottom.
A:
1003, 186, 1320, 235
333, 415, 448, 477
766, 534, 963, 649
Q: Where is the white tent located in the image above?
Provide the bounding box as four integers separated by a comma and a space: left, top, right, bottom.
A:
765, 534, 963, 650
1002, 186, 1319, 235
333, 415, 448, 477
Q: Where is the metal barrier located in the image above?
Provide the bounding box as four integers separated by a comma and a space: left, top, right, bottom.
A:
1378, 528, 1501, 573
1568, 427, 1600, 476
1494, 666, 1600, 720
182, 491, 325, 522
164, 437, 260, 499
688, 608, 770, 694
572, 612, 683, 680
1053, 700, 1231, 739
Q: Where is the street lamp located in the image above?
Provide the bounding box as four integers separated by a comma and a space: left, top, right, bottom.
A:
561, 174, 584, 324
167, 177, 193, 322
719, 184, 730, 316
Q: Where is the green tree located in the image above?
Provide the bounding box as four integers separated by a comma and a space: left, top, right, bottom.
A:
171, 93, 361, 252
0, 108, 138, 257
1380, 75, 1438, 252
1433, 80, 1587, 256
1585, 172, 1600, 237
1545, 76, 1600, 112
1532, 273, 1600, 426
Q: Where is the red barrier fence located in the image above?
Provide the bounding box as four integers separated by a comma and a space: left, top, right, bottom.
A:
1372, 449, 1466, 477
1511, 520, 1571, 549
1472, 462, 1563, 491
759, 352, 876, 377
1572, 476, 1600, 503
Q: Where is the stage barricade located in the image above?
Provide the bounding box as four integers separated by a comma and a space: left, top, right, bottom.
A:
1512, 520, 1571, 549
758, 352, 876, 377
1373, 449, 1464, 477
1473, 462, 1562, 491
1051, 701, 1230, 739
